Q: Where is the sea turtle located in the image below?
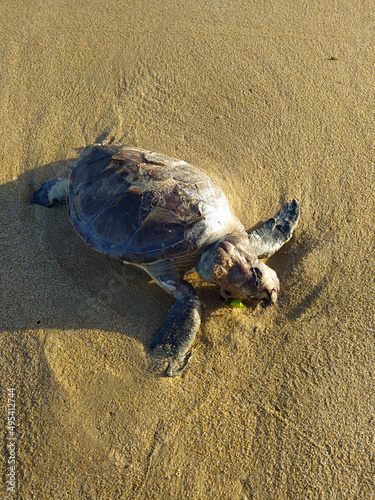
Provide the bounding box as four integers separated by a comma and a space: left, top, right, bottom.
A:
31, 145, 299, 376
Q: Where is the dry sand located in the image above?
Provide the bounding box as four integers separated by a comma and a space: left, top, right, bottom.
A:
1, 0, 374, 498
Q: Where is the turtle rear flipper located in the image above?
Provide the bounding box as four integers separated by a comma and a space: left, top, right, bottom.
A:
149, 280, 201, 377
30, 178, 68, 207
248, 199, 300, 259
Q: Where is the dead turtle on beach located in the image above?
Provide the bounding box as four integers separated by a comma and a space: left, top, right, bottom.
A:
31, 145, 299, 376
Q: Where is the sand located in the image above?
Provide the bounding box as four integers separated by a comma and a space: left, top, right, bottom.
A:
1, 0, 374, 498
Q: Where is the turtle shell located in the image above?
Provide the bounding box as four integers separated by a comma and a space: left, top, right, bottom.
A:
67, 145, 234, 264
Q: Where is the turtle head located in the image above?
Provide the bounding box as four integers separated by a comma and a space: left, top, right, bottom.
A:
197, 234, 280, 307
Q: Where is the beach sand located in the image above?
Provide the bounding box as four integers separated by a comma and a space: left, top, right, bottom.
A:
1, 0, 374, 498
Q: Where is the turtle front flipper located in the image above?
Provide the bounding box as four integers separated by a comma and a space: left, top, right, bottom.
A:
149, 280, 201, 377
248, 198, 300, 259
30, 178, 69, 207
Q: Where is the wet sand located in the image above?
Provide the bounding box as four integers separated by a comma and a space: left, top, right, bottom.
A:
1, 0, 374, 498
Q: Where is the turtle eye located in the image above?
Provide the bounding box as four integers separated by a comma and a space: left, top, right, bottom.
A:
254, 267, 263, 287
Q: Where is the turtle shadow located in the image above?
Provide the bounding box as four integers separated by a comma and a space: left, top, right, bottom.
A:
271, 230, 333, 325
288, 278, 327, 322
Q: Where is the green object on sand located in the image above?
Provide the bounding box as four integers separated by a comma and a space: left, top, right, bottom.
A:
227, 299, 245, 309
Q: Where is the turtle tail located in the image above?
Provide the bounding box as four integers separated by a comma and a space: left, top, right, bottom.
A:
30, 178, 69, 207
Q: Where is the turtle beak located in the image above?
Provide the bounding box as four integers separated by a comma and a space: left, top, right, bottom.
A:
261, 289, 278, 308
